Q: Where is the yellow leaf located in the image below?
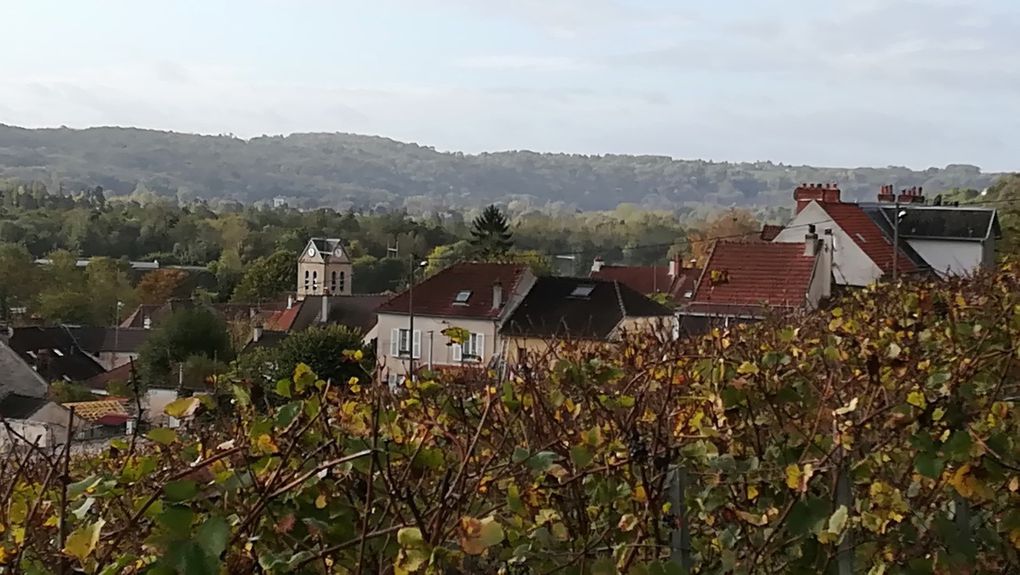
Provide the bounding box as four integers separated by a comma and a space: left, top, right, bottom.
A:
785, 464, 802, 491
1009, 476, 1019, 493
736, 361, 759, 375
163, 397, 199, 419
932, 407, 946, 422
618, 514, 639, 532
459, 516, 504, 555
63, 519, 105, 563
633, 485, 648, 503
747, 485, 759, 501
1010, 528, 1020, 550
315, 494, 327, 509
948, 465, 974, 498
735, 510, 768, 526
906, 390, 926, 409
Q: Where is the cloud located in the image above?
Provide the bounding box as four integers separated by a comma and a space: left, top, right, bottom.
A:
454, 55, 588, 72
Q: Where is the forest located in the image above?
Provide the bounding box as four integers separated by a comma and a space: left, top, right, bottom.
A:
0, 124, 1001, 212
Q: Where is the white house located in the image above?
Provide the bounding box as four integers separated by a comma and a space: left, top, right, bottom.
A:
374, 262, 537, 386
773, 184, 927, 287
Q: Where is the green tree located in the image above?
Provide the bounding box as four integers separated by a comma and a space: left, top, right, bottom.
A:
258, 324, 371, 386
0, 242, 39, 320
84, 257, 136, 326
469, 205, 513, 258
231, 251, 297, 302
36, 249, 91, 323
137, 307, 234, 388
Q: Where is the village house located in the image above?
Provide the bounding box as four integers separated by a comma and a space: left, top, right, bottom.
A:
501, 276, 675, 365
861, 186, 1000, 278
772, 183, 927, 287
681, 225, 833, 333
374, 262, 537, 385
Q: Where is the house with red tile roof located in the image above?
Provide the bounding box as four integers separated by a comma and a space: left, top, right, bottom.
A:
590, 254, 700, 307
375, 262, 537, 386
772, 184, 928, 287
682, 227, 833, 332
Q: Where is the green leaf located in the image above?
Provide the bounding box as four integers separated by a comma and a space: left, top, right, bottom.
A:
146, 427, 178, 445
231, 384, 251, 407
164, 480, 199, 502
275, 378, 292, 398
398, 527, 424, 548
197, 516, 229, 558
527, 451, 559, 473
63, 518, 105, 563
511, 447, 531, 464
943, 430, 973, 462
67, 475, 102, 499
158, 505, 194, 538
916, 452, 945, 479
164, 397, 200, 419
592, 557, 619, 575
275, 401, 302, 428
570, 445, 593, 469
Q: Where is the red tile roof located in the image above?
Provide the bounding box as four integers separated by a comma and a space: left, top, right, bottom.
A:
818, 203, 918, 274
264, 305, 302, 331
377, 262, 530, 319
689, 241, 818, 316
760, 224, 784, 242
591, 265, 700, 303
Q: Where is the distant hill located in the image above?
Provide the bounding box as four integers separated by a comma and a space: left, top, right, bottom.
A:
0, 124, 1000, 211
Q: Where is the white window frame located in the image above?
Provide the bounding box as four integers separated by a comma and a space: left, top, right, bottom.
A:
452, 332, 485, 363
390, 328, 422, 359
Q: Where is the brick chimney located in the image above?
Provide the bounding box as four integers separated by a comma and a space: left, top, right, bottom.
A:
794, 183, 842, 214
492, 280, 503, 310
804, 224, 820, 257
896, 186, 926, 205
878, 184, 896, 203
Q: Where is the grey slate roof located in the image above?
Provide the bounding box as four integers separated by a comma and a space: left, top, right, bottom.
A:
0, 342, 48, 399
0, 393, 50, 419
502, 276, 673, 340
864, 205, 1001, 241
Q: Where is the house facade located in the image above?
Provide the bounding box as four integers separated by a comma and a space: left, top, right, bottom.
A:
374, 263, 536, 385
773, 184, 925, 286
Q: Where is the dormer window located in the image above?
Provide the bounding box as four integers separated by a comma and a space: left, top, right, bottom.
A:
52, 349, 65, 357
453, 290, 472, 305
570, 285, 596, 298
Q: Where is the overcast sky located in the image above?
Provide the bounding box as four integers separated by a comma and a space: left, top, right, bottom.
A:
2, 0, 1017, 170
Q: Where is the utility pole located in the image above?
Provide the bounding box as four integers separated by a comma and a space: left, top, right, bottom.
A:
408, 252, 415, 380
892, 198, 900, 282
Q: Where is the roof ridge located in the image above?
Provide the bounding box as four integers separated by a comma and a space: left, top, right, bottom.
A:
613, 280, 627, 318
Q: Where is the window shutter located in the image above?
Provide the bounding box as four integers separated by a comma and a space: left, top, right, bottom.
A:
390, 329, 399, 357
476, 333, 485, 361
452, 343, 462, 362
412, 330, 422, 359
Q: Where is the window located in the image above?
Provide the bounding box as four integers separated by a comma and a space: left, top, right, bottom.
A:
452, 332, 485, 362
454, 290, 472, 305
339, 271, 346, 293
52, 349, 64, 357
390, 328, 421, 358
304, 270, 310, 291
331, 271, 337, 293
386, 373, 406, 390
312, 270, 318, 292
570, 284, 596, 298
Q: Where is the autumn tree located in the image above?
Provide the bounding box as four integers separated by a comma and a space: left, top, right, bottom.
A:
470, 205, 513, 258
84, 257, 136, 325
136, 268, 190, 305
687, 208, 761, 264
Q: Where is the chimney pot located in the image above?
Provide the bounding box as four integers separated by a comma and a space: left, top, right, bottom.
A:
287, 294, 294, 310
320, 295, 329, 323
804, 224, 820, 257
492, 280, 504, 310
253, 325, 263, 343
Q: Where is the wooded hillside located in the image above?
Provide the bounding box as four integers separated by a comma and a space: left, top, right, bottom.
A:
0, 124, 999, 211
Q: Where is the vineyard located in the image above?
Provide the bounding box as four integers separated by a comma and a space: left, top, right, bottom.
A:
2, 267, 1019, 574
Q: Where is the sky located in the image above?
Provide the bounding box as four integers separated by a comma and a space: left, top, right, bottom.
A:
1, 0, 1018, 171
